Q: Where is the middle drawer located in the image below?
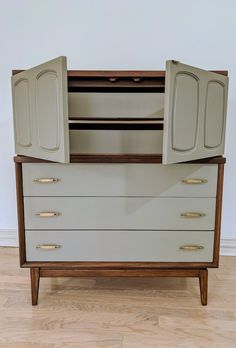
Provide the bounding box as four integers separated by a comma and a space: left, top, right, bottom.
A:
24, 197, 216, 230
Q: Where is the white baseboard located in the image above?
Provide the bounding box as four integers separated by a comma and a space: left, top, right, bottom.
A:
0, 230, 236, 256
0, 229, 18, 247
220, 239, 236, 256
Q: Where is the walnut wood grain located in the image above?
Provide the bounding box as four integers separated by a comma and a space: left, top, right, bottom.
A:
14, 154, 226, 164
213, 164, 225, 266
15, 162, 26, 266
22, 261, 217, 269
199, 268, 208, 305
40, 268, 201, 278
30, 268, 40, 305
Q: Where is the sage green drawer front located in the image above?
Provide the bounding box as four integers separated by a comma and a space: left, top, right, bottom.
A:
24, 197, 216, 230
23, 163, 218, 197
25, 230, 214, 262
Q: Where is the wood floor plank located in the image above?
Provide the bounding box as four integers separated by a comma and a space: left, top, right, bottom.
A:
0, 330, 122, 345
0, 344, 53, 348
122, 328, 236, 348
52, 342, 122, 348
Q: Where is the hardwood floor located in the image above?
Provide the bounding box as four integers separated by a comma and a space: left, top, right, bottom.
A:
0, 247, 236, 347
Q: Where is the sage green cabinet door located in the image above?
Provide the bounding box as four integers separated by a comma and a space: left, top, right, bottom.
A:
163, 60, 228, 164
12, 56, 69, 163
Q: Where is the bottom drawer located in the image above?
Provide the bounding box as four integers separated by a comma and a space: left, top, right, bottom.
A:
25, 230, 214, 262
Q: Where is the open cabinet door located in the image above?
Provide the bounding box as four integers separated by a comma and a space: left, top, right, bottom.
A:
12, 56, 69, 163
163, 60, 228, 164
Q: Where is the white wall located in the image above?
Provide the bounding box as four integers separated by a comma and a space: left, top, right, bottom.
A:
0, 0, 235, 242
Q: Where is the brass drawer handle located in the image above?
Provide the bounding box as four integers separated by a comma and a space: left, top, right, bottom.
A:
179, 244, 204, 251
35, 211, 61, 217
33, 178, 60, 184
182, 178, 208, 185
36, 244, 61, 250
181, 212, 206, 218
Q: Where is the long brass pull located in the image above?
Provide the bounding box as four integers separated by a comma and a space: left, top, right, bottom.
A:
182, 178, 208, 185
36, 244, 61, 250
181, 212, 206, 218
33, 178, 60, 184
35, 211, 61, 217
179, 245, 204, 251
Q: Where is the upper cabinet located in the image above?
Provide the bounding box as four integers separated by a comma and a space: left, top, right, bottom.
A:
163, 60, 228, 164
12, 57, 228, 164
12, 56, 69, 163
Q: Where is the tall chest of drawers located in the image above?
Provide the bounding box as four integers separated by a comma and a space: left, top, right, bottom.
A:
12, 58, 228, 305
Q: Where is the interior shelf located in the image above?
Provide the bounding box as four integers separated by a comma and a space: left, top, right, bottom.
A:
68, 77, 165, 92
69, 117, 164, 130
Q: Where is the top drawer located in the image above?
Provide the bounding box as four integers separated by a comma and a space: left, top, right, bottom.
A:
22, 163, 218, 197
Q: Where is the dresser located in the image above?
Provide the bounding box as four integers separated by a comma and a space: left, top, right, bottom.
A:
12, 57, 228, 305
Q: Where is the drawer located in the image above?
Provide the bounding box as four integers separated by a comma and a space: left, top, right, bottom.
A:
22, 163, 218, 197
25, 230, 214, 262
24, 197, 216, 230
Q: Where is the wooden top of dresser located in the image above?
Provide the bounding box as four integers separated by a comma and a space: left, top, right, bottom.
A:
14, 154, 226, 164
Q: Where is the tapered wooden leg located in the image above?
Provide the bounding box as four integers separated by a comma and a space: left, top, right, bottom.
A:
30, 268, 40, 306
199, 269, 208, 305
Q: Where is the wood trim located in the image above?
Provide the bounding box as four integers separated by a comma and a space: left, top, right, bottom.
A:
199, 268, 208, 305
12, 70, 228, 77
40, 268, 202, 278
30, 268, 40, 306
22, 261, 217, 269
14, 154, 226, 164
213, 163, 225, 266
15, 162, 26, 266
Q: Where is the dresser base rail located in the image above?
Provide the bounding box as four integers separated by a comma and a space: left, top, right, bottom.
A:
30, 267, 208, 306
